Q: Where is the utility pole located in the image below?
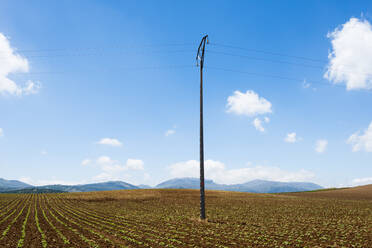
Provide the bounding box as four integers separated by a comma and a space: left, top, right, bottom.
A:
196, 35, 208, 220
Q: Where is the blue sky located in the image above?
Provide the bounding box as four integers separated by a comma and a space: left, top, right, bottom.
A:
1, 0, 372, 187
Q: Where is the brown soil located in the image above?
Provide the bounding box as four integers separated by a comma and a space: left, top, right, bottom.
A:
286, 184, 372, 200
0, 188, 370, 247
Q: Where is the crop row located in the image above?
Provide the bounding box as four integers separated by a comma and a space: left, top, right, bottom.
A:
52, 195, 205, 247
50, 195, 249, 247
0, 189, 371, 247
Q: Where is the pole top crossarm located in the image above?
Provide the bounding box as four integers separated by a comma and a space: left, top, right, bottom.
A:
196, 35, 209, 68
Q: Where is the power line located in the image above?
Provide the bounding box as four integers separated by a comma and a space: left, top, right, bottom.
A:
10, 65, 195, 76
0, 49, 195, 60
0, 43, 195, 55
12, 63, 344, 89
208, 50, 325, 70
208, 47, 372, 77
1, 41, 358, 89
1, 41, 368, 77
13, 46, 352, 78
209, 42, 327, 63
205, 66, 345, 88
7, 47, 370, 78
9, 62, 350, 89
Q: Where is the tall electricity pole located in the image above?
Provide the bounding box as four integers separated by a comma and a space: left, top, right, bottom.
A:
196, 35, 208, 220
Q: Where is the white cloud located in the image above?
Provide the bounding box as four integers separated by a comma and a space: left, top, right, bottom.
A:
350, 177, 372, 186
285, 132, 298, 143
96, 138, 122, 147
0, 128, 3, 137
168, 160, 314, 185
81, 159, 91, 166
102, 164, 126, 174
253, 116, 270, 132
40, 150, 47, 155
19, 177, 85, 186
347, 121, 372, 152
95, 156, 144, 176
95, 156, 125, 177
91, 156, 146, 183
97, 155, 115, 165
325, 17, 372, 90
165, 129, 175, 137
253, 118, 265, 132
227, 90, 272, 132
169, 160, 224, 179
96, 156, 126, 180
315, 139, 328, 153
226, 90, 272, 117
93, 172, 122, 182
37, 179, 82, 186
126, 159, 144, 170
0, 33, 40, 96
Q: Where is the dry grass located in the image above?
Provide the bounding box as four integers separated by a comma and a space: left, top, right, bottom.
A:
285, 184, 372, 200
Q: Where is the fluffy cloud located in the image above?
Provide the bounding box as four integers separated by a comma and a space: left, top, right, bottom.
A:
96, 155, 114, 165
168, 160, 314, 185
253, 117, 269, 132
0, 128, 3, 137
165, 129, 175, 137
96, 138, 122, 147
126, 159, 144, 170
96, 156, 144, 173
95, 156, 123, 177
315, 139, 328, 153
227, 90, 272, 132
226, 90, 272, 116
285, 132, 298, 143
40, 150, 47, 155
325, 18, 372, 90
253, 118, 264, 132
0, 33, 40, 96
19, 177, 84, 186
347, 121, 372, 152
91, 156, 145, 182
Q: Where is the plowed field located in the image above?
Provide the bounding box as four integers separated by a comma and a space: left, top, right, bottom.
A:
0, 188, 371, 247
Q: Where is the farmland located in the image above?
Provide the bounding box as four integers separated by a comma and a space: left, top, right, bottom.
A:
0, 187, 371, 247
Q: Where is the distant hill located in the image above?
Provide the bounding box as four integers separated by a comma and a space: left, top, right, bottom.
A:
286, 184, 372, 200
157, 178, 224, 190
36, 181, 139, 192
0, 178, 32, 191
0, 177, 322, 193
227, 179, 322, 193
156, 178, 322, 193
0, 180, 139, 193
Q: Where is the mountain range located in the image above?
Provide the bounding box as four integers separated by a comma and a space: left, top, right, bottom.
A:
0, 177, 322, 193
155, 178, 322, 193
0, 178, 32, 191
